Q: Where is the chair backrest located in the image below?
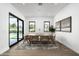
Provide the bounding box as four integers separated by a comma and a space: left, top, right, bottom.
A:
30, 35, 39, 41
49, 35, 56, 42
40, 36, 49, 41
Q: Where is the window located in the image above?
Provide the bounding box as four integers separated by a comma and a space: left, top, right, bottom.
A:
60, 16, 72, 32
55, 16, 72, 32
44, 21, 50, 32
29, 21, 35, 32
55, 21, 61, 31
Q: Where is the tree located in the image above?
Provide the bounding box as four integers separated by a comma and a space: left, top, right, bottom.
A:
10, 23, 16, 28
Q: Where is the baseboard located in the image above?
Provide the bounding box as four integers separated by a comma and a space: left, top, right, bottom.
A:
0, 47, 9, 54
57, 40, 79, 54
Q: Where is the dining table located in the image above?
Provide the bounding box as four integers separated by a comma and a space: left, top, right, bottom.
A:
23, 33, 56, 44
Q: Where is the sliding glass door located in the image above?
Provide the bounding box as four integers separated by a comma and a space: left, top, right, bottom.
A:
9, 15, 18, 46
9, 13, 24, 47
18, 20, 24, 41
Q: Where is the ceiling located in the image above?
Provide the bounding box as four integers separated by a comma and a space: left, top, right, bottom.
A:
11, 3, 69, 18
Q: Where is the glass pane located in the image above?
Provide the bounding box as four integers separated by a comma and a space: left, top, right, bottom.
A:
29, 21, 35, 32
19, 20, 23, 40
44, 21, 50, 32
10, 16, 17, 45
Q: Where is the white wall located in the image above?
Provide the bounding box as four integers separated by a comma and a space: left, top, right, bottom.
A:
0, 3, 25, 54
54, 3, 79, 54
25, 17, 54, 35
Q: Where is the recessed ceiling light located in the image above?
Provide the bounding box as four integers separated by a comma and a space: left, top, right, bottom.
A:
22, 3, 25, 6
53, 3, 58, 5
38, 3, 43, 6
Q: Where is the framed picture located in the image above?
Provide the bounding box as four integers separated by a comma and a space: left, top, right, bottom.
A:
61, 16, 72, 32
44, 21, 50, 32
55, 21, 61, 31
29, 21, 36, 32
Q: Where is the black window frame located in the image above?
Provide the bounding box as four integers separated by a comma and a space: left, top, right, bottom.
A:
9, 12, 24, 47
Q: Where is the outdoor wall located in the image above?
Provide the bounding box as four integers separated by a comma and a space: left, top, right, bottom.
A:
25, 17, 54, 35
0, 3, 25, 54
54, 3, 79, 54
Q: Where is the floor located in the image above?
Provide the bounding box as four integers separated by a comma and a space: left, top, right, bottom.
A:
0, 41, 79, 56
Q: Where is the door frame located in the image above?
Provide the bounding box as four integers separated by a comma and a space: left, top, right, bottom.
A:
9, 12, 24, 47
